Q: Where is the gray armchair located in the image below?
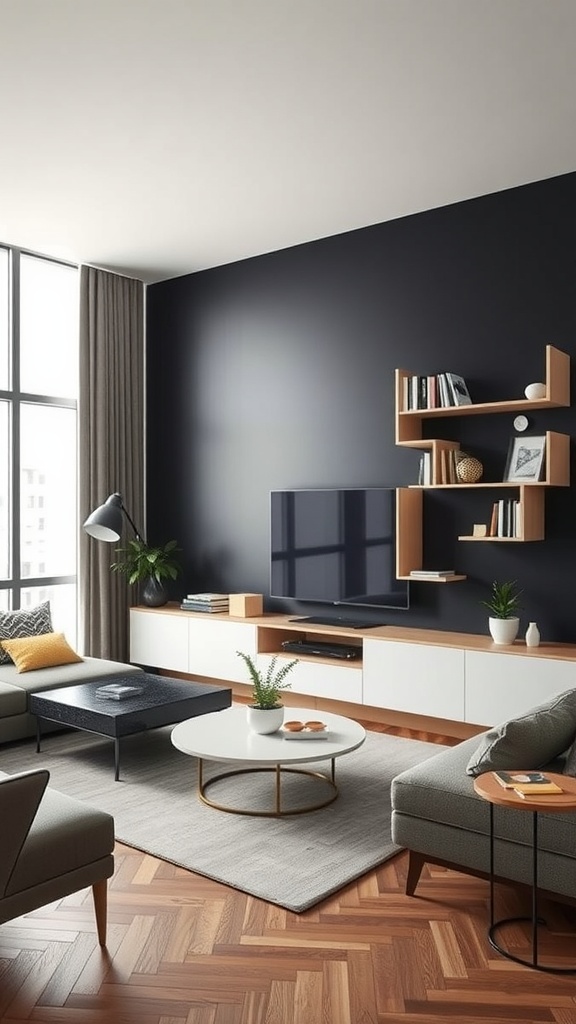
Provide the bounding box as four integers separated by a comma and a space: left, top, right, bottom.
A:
0, 769, 114, 945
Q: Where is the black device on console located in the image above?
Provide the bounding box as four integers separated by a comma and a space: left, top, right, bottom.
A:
281, 639, 361, 660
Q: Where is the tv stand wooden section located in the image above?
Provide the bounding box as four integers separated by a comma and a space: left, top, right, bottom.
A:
130, 606, 576, 738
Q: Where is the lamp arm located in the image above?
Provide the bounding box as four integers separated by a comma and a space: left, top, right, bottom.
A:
120, 501, 145, 544
121, 502, 146, 545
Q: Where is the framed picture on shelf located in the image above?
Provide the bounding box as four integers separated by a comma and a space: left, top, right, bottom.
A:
504, 435, 546, 482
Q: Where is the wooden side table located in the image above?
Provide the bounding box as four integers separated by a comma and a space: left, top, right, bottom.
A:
474, 770, 576, 973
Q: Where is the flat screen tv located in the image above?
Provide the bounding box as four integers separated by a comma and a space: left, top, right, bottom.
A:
270, 488, 409, 612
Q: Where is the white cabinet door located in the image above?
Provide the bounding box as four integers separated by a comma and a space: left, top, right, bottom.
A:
363, 639, 465, 720
257, 654, 363, 704
188, 618, 258, 681
129, 609, 189, 673
465, 651, 576, 726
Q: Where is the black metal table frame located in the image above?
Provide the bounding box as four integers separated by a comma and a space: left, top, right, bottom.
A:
35, 718, 128, 782
488, 802, 576, 974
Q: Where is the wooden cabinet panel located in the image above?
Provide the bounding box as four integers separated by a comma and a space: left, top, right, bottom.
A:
363, 639, 465, 719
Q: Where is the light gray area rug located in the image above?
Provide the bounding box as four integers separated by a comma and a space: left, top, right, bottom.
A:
1, 725, 444, 912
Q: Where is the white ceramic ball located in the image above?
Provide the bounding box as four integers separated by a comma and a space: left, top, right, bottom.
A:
524, 382, 546, 400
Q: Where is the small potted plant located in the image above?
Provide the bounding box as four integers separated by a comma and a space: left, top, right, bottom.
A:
111, 538, 181, 607
482, 579, 523, 645
237, 651, 298, 733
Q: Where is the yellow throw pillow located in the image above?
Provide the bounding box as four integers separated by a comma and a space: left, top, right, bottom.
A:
0, 632, 83, 673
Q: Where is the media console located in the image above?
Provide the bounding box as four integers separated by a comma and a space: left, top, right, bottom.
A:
130, 604, 576, 738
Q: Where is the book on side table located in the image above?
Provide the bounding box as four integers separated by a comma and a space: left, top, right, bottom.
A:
492, 771, 563, 795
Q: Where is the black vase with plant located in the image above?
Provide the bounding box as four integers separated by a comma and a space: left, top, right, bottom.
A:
110, 538, 181, 606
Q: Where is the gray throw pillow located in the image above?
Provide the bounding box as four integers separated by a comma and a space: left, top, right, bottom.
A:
466, 688, 576, 777
563, 736, 576, 777
0, 602, 52, 665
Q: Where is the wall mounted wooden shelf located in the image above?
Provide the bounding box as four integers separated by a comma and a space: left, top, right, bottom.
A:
394, 346, 571, 579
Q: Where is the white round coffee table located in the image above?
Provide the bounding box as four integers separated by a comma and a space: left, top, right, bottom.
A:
171, 705, 366, 817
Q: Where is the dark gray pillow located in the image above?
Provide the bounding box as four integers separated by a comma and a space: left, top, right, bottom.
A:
466, 688, 576, 777
0, 602, 52, 665
563, 737, 576, 777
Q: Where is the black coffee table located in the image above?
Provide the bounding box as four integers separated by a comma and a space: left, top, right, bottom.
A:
29, 673, 232, 781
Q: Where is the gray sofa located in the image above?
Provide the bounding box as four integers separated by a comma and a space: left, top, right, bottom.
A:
391, 731, 576, 904
0, 657, 143, 744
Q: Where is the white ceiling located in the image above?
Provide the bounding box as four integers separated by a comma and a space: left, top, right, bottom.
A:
1, 0, 576, 284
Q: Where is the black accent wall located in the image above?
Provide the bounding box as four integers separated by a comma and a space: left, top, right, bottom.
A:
146, 172, 576, 641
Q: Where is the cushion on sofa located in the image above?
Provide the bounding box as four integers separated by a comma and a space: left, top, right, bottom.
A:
466, 688, 576, 777
0, 603, 52, 665
1, 633, 83, 673
563, 735, 576, 777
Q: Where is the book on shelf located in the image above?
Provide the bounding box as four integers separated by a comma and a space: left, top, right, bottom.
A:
492, 771, 562, 794
445, 372, 472, 406
185, 592, 229, 602
409, 569, 456, 578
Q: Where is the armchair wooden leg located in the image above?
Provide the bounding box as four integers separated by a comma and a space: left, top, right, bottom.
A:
406, 851, 426, 896
92, 879, 108, 946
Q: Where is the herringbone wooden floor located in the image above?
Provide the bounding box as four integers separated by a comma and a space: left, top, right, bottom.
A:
3, 721, 576, 1023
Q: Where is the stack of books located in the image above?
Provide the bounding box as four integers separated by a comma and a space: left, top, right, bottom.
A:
180, 592, 230, 613
492, 771, 563, 799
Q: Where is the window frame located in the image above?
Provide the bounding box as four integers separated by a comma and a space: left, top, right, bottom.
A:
0, 244, 78, 612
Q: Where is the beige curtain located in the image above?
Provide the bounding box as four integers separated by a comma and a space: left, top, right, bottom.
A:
78, 266, 144, 661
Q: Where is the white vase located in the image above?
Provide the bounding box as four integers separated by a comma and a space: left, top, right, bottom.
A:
525, 622, 541, 648
246, 705, 284, 734
488, 616, 520, 645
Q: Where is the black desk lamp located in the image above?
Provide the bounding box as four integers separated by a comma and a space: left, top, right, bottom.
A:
83, 493, 145, 544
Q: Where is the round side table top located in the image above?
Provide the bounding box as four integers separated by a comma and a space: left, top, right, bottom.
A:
474, 771, 576, 813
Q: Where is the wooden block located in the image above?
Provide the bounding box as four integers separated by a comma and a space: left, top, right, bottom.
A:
473, 524, 487, 537
229, 593, 263, 617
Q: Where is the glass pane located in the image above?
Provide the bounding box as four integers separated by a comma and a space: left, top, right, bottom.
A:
20, 256, 78, 398
21, 584, 77, 650
0, 247, 8, 390
20, 403, 77, 578
0, 590, 9, 611
0, 400, 9, 579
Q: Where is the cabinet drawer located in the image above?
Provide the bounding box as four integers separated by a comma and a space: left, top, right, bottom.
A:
188, 619, 257, 681
257, 654, 363, 703
129, 609, 189, 673
363, 639, 465, 719
465, 650, 576, 726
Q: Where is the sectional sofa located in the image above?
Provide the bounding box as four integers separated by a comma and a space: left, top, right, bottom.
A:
391, 688, 576, 904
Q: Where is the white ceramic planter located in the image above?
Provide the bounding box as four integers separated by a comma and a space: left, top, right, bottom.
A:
246, 705, 284, 734
489, 616, 520, 645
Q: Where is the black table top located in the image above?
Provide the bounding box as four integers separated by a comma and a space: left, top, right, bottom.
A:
28, 671, 230, 737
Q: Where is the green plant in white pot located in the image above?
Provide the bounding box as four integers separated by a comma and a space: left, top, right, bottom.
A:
237, 651, 298, 733
482, 580, 523, 646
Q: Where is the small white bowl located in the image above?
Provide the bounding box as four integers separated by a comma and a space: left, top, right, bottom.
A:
524, 382, 546, 400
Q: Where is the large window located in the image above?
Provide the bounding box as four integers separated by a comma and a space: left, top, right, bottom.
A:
0, 247, 78, 645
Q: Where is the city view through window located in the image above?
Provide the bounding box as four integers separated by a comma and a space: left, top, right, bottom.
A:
0, 248, 78, 645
